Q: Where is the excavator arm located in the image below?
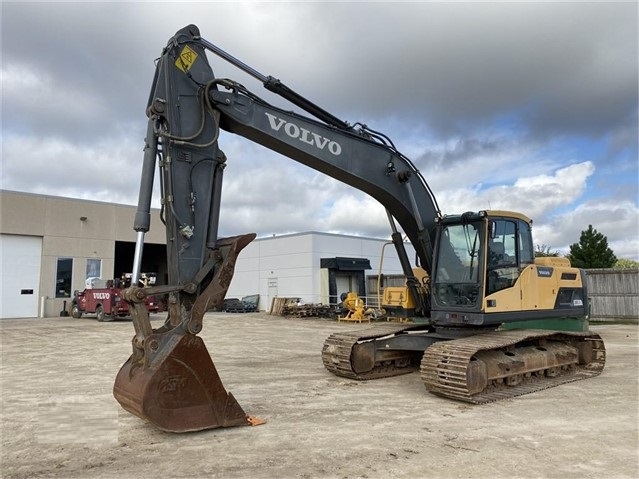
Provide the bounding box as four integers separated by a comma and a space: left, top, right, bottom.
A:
141, 24, 440, 305
114, 24, 441, 432
212, 88, 440, 276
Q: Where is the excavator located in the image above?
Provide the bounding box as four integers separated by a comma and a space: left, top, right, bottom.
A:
114, 25, 606, 432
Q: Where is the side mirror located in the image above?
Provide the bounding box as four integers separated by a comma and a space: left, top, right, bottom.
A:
489, 220, 497, 239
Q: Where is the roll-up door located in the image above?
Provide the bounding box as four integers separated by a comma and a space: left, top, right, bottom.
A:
1, 235, 42, 318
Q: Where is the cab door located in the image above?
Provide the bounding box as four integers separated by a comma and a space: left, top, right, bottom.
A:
485, 218, 534, 312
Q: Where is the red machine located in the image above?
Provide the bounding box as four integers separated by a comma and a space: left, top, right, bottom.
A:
71, 274, 159, 322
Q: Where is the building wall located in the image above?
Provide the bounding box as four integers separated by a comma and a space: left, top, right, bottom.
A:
0, 190, 165, 318
1, 190, 417, 317
228, 234, 314, 310
226, 232, 415, 311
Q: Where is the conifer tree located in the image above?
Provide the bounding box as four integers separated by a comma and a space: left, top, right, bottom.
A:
568, 225, 617, 268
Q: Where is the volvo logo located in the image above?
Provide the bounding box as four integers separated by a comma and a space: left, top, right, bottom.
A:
265, 112, 342, 156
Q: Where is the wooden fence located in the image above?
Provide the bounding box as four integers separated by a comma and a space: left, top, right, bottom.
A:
586, 269, 638, 322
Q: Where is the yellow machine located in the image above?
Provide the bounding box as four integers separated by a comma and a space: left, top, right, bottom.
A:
115, 26, 605, 433
381, 268, 428, 322
337, 292, 372, 323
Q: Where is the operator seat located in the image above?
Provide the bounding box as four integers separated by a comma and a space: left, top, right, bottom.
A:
489, 241, 505, 266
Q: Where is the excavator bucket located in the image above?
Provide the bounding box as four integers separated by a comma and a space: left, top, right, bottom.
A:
114, 328, 250, 432
113, 234, 263, 432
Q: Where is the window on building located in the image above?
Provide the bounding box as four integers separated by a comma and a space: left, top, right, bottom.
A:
86, 258, 102, 279
55, 258, 73, 298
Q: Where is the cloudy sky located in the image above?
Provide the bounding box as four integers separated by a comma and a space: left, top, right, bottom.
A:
2, 1, 638, 259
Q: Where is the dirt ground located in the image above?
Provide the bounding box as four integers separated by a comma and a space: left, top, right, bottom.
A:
1, 312, 637, 479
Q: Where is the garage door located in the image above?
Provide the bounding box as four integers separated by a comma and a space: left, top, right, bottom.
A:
1, 235, 42, 318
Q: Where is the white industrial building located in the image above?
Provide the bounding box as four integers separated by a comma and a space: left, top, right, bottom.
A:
1, 190, 412, 318
226, 231, 413, 311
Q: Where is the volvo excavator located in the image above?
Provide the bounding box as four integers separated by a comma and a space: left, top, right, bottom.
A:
114, 25, 606, 432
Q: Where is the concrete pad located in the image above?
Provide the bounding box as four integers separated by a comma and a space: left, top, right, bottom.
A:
1, 313, 637, 478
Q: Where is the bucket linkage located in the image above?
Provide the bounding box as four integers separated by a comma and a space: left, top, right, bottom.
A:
113, 233, 264, 432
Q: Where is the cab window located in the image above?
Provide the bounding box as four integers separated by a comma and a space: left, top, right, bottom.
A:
518, 219, 534, 264
487, 220, 519, 295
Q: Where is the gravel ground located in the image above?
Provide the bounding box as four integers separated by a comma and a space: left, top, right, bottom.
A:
1, 312, 637, 479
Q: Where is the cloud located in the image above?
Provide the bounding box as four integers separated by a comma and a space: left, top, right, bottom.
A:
502, 162, 595, 217
534, 199, 639, 260
433, 161, 593, 218
1, 1, 637, 260
215, 133, 399, 239
276, 2, 638, 139
2, 62, 120, 141
1, 134, 144, 205
316, 194, 390, 238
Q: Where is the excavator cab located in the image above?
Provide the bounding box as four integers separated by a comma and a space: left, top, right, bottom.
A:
431, 210, 588, 328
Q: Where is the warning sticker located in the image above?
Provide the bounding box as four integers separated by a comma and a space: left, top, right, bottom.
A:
175, 45, 198, 73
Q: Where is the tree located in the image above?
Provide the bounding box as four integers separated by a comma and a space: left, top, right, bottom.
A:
614, 258, 639, 269
568, 225, 617, 268
535, 244, 559, 257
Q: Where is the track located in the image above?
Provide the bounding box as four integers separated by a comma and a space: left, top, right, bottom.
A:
321, 324, 423, 380
323, 326, 606, 403
420, 329, 606, 403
